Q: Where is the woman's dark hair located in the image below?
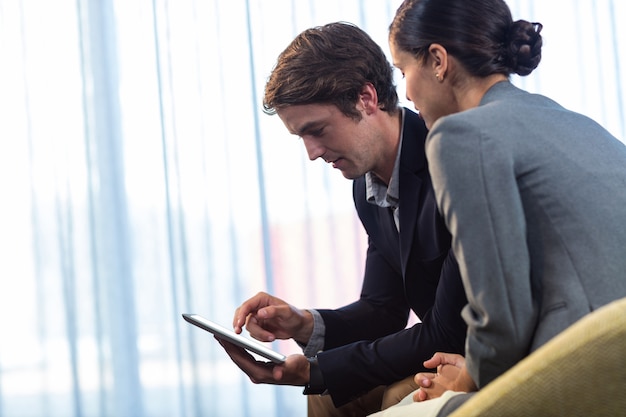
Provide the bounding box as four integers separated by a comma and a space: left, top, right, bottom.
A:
263, 22, 399, 120
389, 0, 542, 77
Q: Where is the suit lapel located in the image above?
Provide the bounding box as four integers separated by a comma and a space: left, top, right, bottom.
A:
399, 167, 422, 276
398, 109, 428, 277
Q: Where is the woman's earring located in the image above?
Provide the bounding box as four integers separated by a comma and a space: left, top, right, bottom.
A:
435, 73, 443, 82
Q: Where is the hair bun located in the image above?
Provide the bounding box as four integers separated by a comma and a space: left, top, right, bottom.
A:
507, 21, 543, 76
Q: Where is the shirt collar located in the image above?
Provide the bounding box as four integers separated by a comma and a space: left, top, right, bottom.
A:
365, 108, 404, 208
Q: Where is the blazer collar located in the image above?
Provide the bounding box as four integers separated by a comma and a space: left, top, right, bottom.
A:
480, 80, 522, 105
398, 108, 430, 274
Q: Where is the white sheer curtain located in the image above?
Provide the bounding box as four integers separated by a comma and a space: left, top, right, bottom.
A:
0, 1, 623, 416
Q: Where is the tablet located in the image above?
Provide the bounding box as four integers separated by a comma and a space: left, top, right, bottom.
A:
182, 313, 286, 364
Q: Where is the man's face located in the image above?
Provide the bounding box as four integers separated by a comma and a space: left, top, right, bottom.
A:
277, 103, 383, 179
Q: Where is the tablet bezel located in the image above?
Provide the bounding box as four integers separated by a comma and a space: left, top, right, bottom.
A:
182, 313, 287, 364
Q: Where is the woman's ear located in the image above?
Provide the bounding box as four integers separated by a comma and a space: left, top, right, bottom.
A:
428, 43, 448, 82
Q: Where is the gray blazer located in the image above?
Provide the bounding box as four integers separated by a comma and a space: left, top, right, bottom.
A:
426, 81, 626, 388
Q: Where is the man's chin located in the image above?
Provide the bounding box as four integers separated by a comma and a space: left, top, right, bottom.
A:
339, 170, 361, 180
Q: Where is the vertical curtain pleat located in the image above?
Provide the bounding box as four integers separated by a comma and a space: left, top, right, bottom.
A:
76, 0, 145, 414
608, 0, 625, 138
149, 0, 192, 416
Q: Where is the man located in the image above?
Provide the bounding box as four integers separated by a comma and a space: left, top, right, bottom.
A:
217, 22, 468, 416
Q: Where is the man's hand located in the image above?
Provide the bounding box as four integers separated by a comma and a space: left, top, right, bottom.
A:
217, 337, 310, 386
413, 352, 477, 401
233, 292, 314, 345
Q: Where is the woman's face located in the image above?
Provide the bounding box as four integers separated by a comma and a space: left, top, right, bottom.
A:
390, 42, 454, 129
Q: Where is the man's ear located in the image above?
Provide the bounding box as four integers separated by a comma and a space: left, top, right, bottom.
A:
358, 82, 379, 115
428, 43, 448, 81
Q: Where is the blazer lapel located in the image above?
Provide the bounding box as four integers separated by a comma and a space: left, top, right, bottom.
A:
398, 109, 428, 277
400, 170, 421, 276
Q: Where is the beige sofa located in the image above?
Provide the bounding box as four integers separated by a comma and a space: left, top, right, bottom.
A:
449, 297, 626, 416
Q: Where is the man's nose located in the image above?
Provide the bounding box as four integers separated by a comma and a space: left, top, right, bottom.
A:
302, 137, 325, 161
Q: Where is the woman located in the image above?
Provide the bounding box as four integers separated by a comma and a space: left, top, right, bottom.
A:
377, 0, 626, 414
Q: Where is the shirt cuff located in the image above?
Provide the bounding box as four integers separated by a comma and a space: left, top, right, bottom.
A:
301, 309, 325, 357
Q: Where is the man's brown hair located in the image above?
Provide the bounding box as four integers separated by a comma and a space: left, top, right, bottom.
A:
263, 22, 399, 120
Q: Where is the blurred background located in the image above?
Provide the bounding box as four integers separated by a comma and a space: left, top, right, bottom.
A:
0, 0, 624, 416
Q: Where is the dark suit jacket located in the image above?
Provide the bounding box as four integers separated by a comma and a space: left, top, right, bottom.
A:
316, 109, 468, 407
